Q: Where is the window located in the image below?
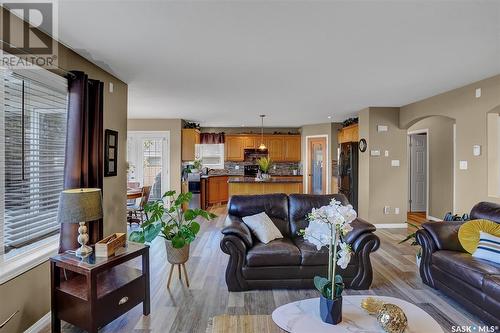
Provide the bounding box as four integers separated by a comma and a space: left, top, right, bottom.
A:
0, 68, 68, 259
196, 144, 225, 169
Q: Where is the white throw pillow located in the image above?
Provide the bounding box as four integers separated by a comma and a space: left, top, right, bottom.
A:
242, 212, 283, 244
472, 231, 500, 264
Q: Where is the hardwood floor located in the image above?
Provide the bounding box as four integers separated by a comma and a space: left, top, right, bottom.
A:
42, 206, 484, 333
407, 211, 429, 226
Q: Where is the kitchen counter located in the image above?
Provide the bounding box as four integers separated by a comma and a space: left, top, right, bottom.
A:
228, 176, 302, 183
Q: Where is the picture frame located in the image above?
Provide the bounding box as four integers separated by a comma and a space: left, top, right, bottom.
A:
104, 129, 118, 177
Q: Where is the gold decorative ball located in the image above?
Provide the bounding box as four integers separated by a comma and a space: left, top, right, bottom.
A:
376, 304, 408, 333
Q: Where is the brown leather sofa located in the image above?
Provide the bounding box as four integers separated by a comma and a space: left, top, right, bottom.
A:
220, 193, 380, 291
416, 202, 500, 326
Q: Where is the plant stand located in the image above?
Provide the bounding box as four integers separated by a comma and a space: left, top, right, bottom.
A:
167, 263, 190, 288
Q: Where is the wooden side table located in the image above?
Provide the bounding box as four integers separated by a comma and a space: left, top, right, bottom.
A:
50, 242, 150, 333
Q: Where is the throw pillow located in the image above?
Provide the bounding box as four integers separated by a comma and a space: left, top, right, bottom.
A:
242, 212, 283, 244
472, 231, 500, 264
458, 219, 500, 253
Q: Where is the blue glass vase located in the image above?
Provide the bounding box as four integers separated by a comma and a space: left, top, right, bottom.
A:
319, 295, 342, 325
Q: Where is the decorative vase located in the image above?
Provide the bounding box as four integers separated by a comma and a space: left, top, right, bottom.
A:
165, 240, 190, 264
262, 173, 271, 180
416, 254, 421, 268
320, 295, 342, 325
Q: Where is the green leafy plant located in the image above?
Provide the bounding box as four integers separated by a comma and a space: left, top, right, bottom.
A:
399, 221, 422, 258
192, 159, 202, 170
257, 157, 272, 174
129, 191, 216, 248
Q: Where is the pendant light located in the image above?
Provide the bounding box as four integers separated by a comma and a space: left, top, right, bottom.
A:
258, 115, 267, 150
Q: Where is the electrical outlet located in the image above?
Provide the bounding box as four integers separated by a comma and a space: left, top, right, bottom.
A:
234, 165, 239, 170
384, 150, 389, 157
395, 207, 400, 214
273, 165, 276, 170
384, 206, 390, 215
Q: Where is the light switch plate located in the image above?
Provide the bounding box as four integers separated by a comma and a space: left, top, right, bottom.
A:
391, 160, 400, 167
384, 206, 390, 215
370, 150, 380, 156
473, 145, 481, 156
459, 160, 468, 170
475, 88, 481, 98
377, 125, 388, 132
395, 208, 400, 214
109, 82, 114, 93
384, 150, 389, 157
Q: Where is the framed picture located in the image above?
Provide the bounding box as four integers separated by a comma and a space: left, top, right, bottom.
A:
104, 129, 118, 177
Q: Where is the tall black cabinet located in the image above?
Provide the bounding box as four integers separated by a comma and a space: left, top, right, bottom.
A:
338, 142, 358, 211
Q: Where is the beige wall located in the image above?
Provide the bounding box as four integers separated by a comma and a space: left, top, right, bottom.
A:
358, 108, 408, 224
487, 109, 500, 198
0, 18, 128, 333
301, 123, 332, 193
127, 119, 183, 194
400, 75, 500, 212
409, 116, 455, 218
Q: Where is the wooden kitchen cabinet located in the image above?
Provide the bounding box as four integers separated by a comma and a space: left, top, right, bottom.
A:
283, 136, 301, 161
243, 136, 256, 149
338, 124, 359, 144
182, 129, 200, 161
264, 136, 284, 161
207, 176, 229, 205
225, 136, 245, 161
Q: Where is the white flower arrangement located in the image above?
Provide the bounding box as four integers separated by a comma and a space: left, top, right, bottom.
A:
300, 199, 357, 300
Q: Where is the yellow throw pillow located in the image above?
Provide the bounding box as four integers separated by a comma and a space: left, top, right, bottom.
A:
458, 219, 500, 254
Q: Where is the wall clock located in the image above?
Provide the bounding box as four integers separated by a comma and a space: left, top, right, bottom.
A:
359, 138, 367, 152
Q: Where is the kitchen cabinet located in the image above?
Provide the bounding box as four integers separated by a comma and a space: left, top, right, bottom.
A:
243, 136, 256, 149
338, 124, 359, 144
283, 136, 301, 161
264, 136, 284, 161
182, 129, 200, 161
207, 176, 229, 205
225, 136, 245, 161
225, 134, 301, 162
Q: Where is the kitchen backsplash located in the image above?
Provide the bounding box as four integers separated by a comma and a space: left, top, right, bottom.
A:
209, 161, 302, 176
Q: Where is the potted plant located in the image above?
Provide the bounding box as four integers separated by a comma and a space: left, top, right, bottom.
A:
191, 159, 202, 173
129, 191, 216, 264
399, 222, 422, 267
289, 165, 299, 176
257, 157, 272, 179
299, 199, 357, 325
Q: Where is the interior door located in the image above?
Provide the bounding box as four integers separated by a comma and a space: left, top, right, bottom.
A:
409, 134, 427, 212
308, 137, 327, 194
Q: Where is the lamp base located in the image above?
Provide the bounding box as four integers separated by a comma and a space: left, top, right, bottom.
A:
75, 244, 93, 257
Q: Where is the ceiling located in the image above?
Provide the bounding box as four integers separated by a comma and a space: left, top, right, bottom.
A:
57, 1, 500, 127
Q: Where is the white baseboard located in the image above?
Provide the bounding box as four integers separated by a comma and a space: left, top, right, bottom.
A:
427, 215, 442, 222
24, 312, 50, 333
374, 223, 407, 229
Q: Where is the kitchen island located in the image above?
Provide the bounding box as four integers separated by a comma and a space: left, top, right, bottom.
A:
228, 176, 303, 196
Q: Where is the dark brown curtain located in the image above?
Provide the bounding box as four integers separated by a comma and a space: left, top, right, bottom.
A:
200, 132, 225, 144
59, 71, 104, 253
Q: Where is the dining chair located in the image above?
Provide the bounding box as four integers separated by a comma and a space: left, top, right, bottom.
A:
127, 186, 152, 225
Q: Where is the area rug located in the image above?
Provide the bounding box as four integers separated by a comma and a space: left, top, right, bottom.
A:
208, 315, 286, 333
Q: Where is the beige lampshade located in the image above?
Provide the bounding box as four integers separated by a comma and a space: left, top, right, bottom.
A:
57, 188, 103, 224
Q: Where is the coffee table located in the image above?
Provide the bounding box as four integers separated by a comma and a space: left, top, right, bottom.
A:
272, 295, 443, 333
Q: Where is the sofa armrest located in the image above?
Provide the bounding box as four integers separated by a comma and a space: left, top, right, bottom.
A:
345, 217, 376, 244
421, 221, 465, 252
221, 215, 253, 248
415, 228, 436, 288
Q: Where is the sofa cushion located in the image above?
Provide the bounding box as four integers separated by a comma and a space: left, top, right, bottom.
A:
242, 212, 283, 244
288, 194, 349, 238
470, 201, 500, 224
246, 239, 301, 267
483, 274, 500, 299
432, 250, 500, 289
293, 237, 328, 266
228, 194, 290, 237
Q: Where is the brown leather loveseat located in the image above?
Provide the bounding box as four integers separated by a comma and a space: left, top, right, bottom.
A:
416, 202, 500, 326
220, 193, 380, 291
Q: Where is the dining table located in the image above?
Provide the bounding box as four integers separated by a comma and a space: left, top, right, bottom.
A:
127, 188, 143, 200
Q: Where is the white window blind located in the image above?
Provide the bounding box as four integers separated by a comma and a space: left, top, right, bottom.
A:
0, 69, 68, 254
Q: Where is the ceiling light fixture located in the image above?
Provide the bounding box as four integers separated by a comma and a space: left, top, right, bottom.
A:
328, 116, 332, 119
258, 115, 266, 150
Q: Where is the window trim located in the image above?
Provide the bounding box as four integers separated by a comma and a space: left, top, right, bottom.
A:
0, 235, 58, 284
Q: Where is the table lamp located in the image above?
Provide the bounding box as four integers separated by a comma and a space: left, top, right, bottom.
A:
58, 188, 103, 256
